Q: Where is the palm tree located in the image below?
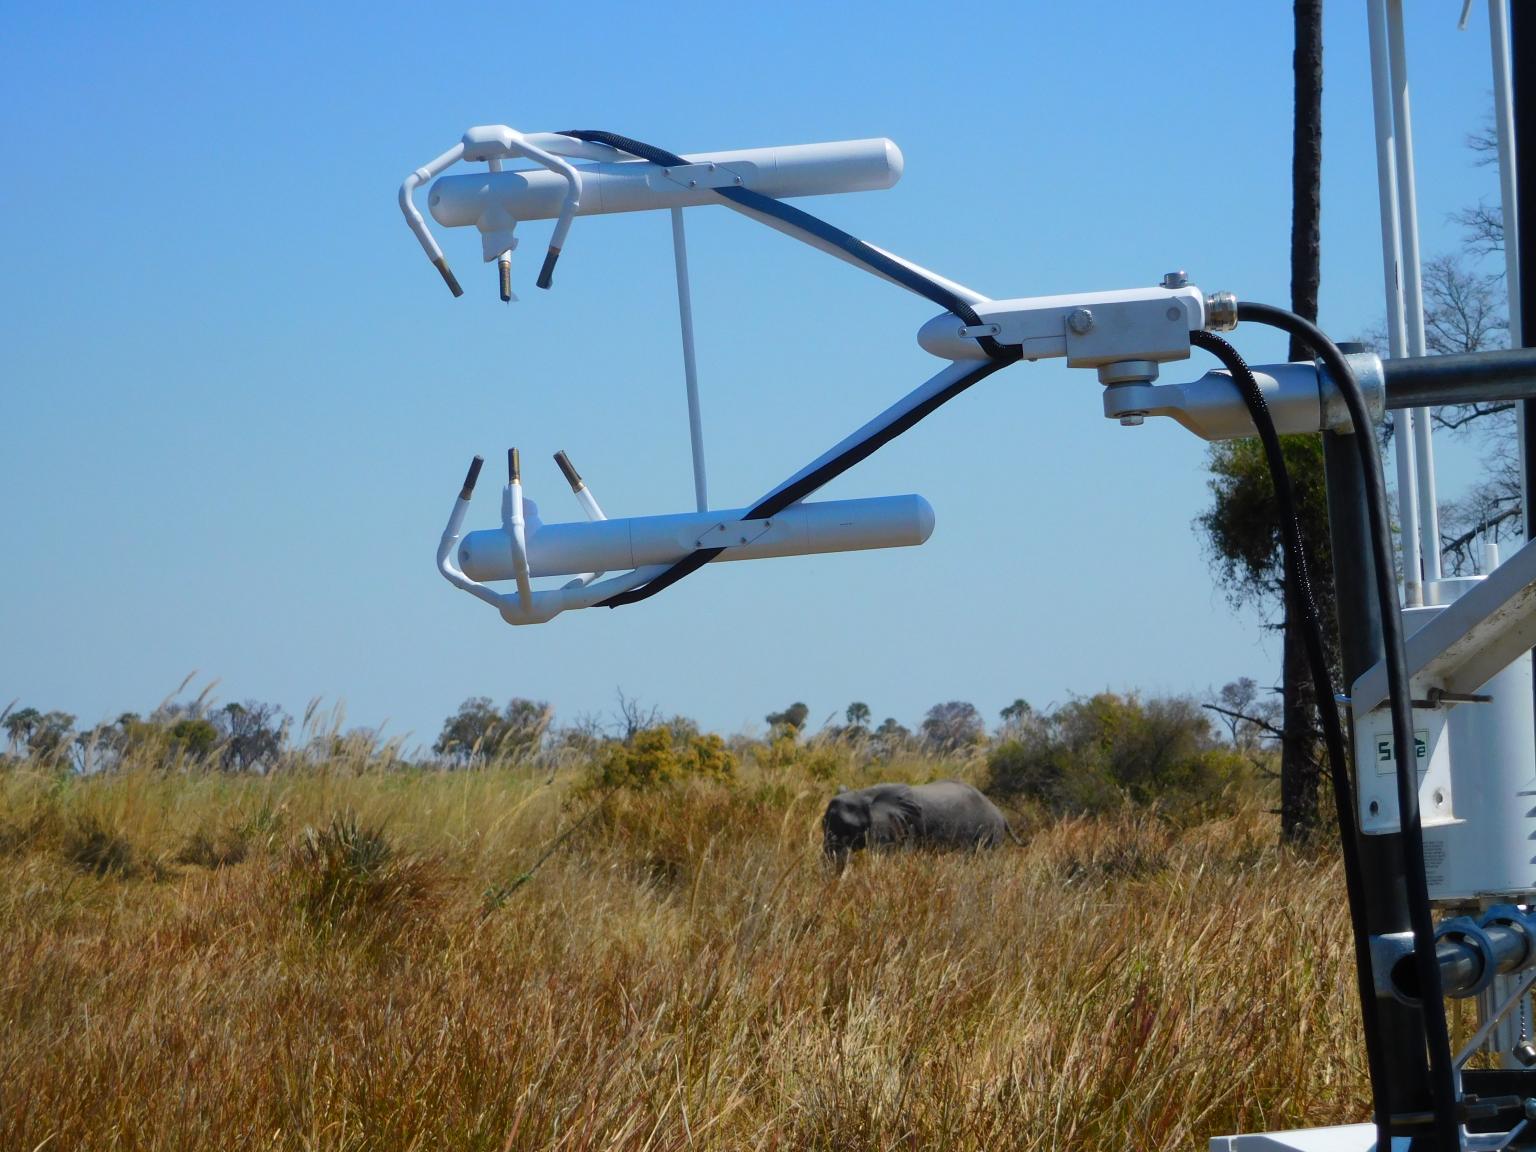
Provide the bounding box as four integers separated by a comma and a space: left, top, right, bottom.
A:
4, 707, 41, 754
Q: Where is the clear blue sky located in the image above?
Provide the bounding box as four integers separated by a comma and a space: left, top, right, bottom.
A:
0, 3, 1508, 749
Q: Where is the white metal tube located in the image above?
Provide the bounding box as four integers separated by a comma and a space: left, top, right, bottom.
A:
438, 495, 509, 612
1387, 0, 1443, 582
1368, 0, 1424, 604
429, 139, 904, 226
1489, 0, 1526, 524
400, 143, 467, 294
671, 208, 709, 512
458, 493, 936, 581
505, 132, 582, 268
501, 479, 534, 611
1490, 0, 1523, 346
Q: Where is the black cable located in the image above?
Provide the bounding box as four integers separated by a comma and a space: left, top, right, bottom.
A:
598, 355, 1015, 608
555, 129, 1021, 609
1235, 302, 1460, 1151
1190, 330, 1391, 1147
557, 130, 1013, 360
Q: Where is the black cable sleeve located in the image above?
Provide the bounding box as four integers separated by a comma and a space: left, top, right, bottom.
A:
1190, 330, 1390, 1135
1236, 302, 1460, 1151
600, 355, 1014, 608
557, 130, 1012, 361
555, 128, 1021, 610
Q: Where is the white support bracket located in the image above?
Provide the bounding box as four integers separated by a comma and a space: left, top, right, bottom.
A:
1352, 536, 1536, 718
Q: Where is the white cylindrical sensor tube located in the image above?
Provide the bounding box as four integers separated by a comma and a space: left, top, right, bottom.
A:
456, 493, 934, 582
427, 138, 904, 228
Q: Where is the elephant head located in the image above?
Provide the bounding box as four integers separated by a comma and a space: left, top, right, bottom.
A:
821, 784, 921, 859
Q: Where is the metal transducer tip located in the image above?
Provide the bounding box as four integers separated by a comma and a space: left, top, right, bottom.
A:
460, 454, 484, 501
536, 247, 560, 290
499, 254, 513, 303
432, 256, 464, 298
508, 447, 521, 484
553, 450, 584, 492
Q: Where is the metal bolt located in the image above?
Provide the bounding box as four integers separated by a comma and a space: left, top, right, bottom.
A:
689, 179, 698, 188
662, 168, 670, 176
734, 176, 743, 185
1119, 413, 1145, 427
1161, 270, 1188, 289
1067, 307, 1094, 335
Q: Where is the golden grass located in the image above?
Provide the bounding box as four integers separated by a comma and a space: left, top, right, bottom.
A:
0, 762, 1375, 1151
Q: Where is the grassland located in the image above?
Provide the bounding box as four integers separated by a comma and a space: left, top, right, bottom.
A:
0, 756, 1386, 1151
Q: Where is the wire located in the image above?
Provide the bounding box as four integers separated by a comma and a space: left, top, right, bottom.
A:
557, 130, 1014, 360
1235, 302, 1459, 1151
1189, 330, 1391, 1146
553, 129, 1021, 609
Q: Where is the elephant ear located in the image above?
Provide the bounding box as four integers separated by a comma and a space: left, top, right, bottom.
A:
869, 787, 922, 842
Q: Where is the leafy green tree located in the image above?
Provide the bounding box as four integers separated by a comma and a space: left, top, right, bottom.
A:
871, 717, 911, 761
920, 701, 985, 754
4, 707, 41, 754
986, 692, 1249, 821
219, 701, 288, 772
1197, 434, 1336, 841
844, 702, 871, 730
169, 717, 220, 761
764, 702, 810, 736
434, 696, 552, 766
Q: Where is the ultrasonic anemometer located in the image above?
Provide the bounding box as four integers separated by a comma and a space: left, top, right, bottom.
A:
402, 8, 1536, 1144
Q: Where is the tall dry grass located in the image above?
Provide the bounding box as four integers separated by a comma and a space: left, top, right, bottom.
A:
0, 759, 1377, 1151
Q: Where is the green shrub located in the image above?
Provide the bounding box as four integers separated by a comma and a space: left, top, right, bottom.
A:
175, 823, 249, 869
583, 726, 738, 793
289, 812, 435, 933
986, 692, 1251, 821
61, 813, 137, 877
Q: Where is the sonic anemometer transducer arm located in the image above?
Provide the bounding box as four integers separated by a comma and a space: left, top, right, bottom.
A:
401, 125, 1251, 627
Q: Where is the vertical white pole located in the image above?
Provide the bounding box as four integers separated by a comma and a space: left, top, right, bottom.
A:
1368, 0, 1424, 605
1387, 0, 1444, 586
1490, 0, 1526, 523
671, 207, 708, 513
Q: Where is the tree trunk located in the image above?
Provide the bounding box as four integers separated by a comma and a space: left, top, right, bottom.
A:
1283, 0, 1325, 842
1281, 569, 1322, 839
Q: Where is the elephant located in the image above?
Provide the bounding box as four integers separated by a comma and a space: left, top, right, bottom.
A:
821, 780, 1020, 859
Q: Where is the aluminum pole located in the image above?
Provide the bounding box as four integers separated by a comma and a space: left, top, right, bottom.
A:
1387, 0, 1444, 585
671, 207, 708, 513
1368, 0, 1424, 605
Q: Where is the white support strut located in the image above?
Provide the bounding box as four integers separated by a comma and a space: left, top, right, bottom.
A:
671, 208, 709, 512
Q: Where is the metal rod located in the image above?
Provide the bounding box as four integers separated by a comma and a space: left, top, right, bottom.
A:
1460, 969, 1536, 1066
1492, 0, 1524, 351
1387, 0, 1443, 583
1368, 0, 1424, 606
1382, 347, 1536, 407
671, 207, 708, 513
1393, 922, 1535, 1004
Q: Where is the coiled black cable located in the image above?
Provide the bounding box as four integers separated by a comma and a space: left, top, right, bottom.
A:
1235, 302, 1459, 1152
1190, 330, 1390, 1150
554, 129, 1021, 609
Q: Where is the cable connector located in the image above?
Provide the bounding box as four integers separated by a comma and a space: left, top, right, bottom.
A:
1206, 291, 1238, 332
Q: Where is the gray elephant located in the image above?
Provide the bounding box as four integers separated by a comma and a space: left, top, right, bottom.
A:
821, 780, 1020, 859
